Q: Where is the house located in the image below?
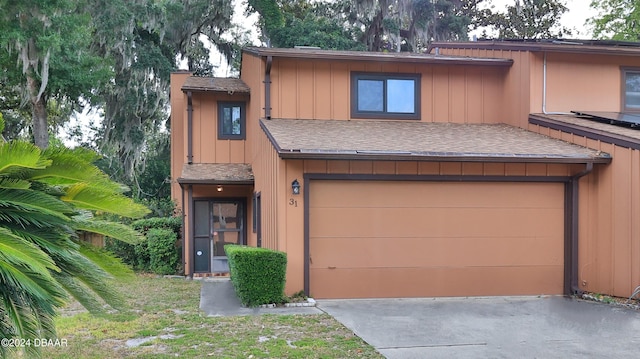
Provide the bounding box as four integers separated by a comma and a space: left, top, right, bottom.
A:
170, 40, 640, 300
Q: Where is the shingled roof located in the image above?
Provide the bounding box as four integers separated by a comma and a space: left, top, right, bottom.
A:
181, 77, 250, 94
177, 163, 254, 185
260, 118, 611, 164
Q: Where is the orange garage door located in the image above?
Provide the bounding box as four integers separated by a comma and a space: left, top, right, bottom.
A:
309, 180, 565, 299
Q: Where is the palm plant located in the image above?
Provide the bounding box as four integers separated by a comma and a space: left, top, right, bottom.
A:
0, 115, 149, 358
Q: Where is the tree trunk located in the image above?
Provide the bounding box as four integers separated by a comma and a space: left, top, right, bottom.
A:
27, 73, 49, 149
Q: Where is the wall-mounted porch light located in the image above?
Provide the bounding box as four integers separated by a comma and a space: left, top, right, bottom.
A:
291, 179, 300, 195
217, 185, 223, 192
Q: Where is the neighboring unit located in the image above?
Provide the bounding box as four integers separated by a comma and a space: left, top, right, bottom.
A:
171, 40, 640, 300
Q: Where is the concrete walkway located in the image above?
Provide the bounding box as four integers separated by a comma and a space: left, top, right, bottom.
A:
199, 278, 321, 316
317, 296, 640, 359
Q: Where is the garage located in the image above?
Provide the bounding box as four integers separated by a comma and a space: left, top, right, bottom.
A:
308, 180, 565, 299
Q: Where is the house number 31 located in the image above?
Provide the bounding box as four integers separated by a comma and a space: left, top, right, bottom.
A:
289, 198, 298, 207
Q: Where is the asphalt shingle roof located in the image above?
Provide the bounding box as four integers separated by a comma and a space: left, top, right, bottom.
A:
181, 77, 250, 94
260, 118, 611, 164
177, 163, 254, 184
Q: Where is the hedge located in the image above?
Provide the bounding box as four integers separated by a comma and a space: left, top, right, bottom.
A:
105, 216, 182, 274
147, 228, 179, 275
225, 245, 287, 307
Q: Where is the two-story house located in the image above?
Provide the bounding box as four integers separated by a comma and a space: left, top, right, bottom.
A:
171, 40, 640, 300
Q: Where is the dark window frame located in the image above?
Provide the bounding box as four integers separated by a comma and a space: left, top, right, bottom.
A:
350, 72, 421, 120
217, 101, 246, 140
621, 67, 640, 113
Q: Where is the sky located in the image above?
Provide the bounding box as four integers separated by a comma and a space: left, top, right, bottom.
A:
61, 0, 602, 145
474, 0, 599, 39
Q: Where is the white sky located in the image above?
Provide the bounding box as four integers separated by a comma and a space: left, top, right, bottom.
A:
474, 0, 598, 39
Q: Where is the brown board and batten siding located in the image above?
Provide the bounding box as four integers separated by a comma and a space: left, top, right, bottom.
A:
270, 58, 506, 123
188, 92, 247, 164
432, 41, 640, 298
242, 47, 512, 124
432, 46, 533, 129
530, 114, 640, 298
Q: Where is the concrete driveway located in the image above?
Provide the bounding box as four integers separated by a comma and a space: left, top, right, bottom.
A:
317, 296, 640, 359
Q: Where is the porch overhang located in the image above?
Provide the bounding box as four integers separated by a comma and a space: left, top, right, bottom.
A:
177, 163, 254, 186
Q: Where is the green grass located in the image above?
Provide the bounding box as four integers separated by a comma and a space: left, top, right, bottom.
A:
42, 274, 384, 358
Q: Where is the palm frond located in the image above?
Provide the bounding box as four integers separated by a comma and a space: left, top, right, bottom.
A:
0, 178, 31, 190
30, 146, 122, 192
79, 244, 134, 281
0, 188, 75, 221
73, 219, 144, 245
50, 250, 125, 312
0, 142, 51, 175
62, 183, 150, 218
0, 228, 60, 274
6, 225, 78, 256
0, 263, 66, 308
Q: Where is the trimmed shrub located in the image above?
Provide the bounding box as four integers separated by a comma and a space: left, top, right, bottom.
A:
225, 245, 287, 307
131, 216, 182, 234
147, 228, 179, 275
105, 237, 150, 272
105, 216, 182, 274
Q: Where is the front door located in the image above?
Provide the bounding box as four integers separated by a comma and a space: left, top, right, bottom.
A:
193, 199, 245, 273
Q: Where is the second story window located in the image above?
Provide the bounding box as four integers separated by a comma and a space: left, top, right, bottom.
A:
218, 102, 246, 140
623, 68, 640, 112
351, 72, 421, 120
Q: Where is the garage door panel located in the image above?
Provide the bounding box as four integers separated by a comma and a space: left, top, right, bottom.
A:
310, 236, 563, 268
310, 266, 564, 299
309, 180, 565, 298
310, 207, 563, 239
311, 181, 564, 209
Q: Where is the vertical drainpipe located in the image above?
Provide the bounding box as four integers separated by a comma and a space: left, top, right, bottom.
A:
567, 162, 594, 295
181, 185, 186, 276
187, 185, 194, 278
187, 91, 193, 164
264, 56, 272, 120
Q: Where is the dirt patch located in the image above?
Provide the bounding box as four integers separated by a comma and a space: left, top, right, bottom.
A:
580, 292, 640, 310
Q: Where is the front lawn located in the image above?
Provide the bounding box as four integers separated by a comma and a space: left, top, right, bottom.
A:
43, 274, 383, 358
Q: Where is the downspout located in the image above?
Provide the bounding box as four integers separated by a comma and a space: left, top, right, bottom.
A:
187, 91, 193, 164
264, 56, 272, 120
181, 184, 186, 276
187, 185, 194, 278
567, 162, 594, 295
542, 52, 573, 115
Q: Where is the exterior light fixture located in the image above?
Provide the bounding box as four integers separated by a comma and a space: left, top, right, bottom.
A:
291, 179, 300, 195
217, 185, 223, 192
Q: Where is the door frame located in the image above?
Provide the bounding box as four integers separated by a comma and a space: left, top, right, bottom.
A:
191, 197, 247, 274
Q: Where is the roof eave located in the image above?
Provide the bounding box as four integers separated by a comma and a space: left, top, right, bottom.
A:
177, 178, 255, 185
275, 150, 612, 165
243, 47, 513, 67
429, 41, 640, 56
180, 86, 251, 94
